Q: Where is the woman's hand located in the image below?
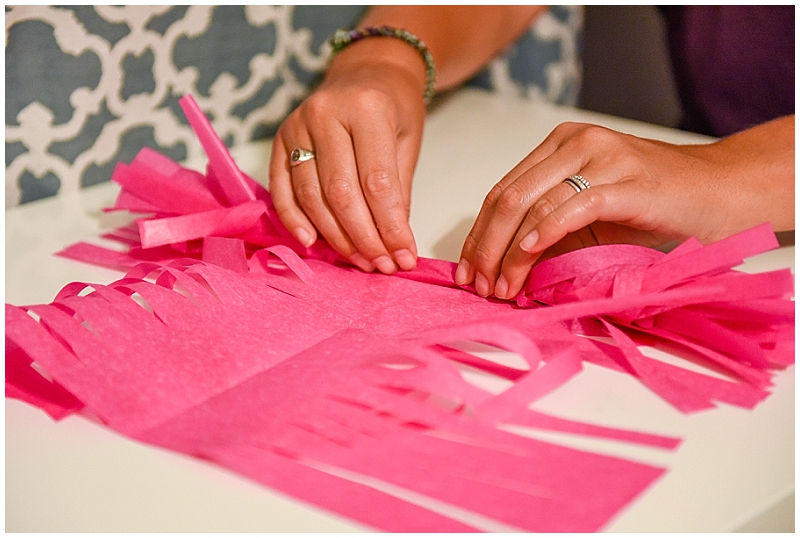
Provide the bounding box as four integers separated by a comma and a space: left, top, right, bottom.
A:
455, 117, 795, 299
269, 37, 427, 275
268, 6, 547, 275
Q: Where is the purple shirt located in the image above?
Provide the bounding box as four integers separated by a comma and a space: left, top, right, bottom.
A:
660, 6, 795, 137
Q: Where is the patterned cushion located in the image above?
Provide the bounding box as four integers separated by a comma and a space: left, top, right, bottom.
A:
5, 5, 582, 206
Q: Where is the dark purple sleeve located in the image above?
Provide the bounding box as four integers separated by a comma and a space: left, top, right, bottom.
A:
660, 6, 794, 137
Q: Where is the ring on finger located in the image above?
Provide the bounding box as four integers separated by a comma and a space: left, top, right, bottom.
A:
290, 148, 316, 166
563, 174, 590, 193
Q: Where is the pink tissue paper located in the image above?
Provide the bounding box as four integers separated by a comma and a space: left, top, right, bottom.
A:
6, 96, 794, 532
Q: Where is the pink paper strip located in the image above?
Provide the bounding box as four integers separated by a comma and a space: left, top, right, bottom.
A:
178, 95, 255, 205
112, 150, 224, 214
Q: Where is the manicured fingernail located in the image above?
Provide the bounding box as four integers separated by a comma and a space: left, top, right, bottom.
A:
454, 258, 470, 285
294, 227, 315, 248
519, 229, 540, 253
475, 272, 490, 297
372, 255, 397, 275
494, 275, 509, 300
394, 249, 416, 271
350, 253, 374, 273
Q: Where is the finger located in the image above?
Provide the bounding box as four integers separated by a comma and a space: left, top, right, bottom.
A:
455, 181, 506, 289
455, 123, 589, 290
501, 227, 603, 299
493, 180, 581, 299
287, 136, 379, 272
312, 121, 400, 274
456, 174, 554, 291
517, 182, 646, 261
352, 122, 418, 270
268, 132, 318, 248
462, 161, 588, 297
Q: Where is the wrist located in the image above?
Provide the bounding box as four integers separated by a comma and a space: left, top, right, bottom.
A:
324, 37, 429, 98
328, 27, 436, 104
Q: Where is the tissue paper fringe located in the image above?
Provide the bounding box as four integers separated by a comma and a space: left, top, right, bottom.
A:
7, 96, 794, 532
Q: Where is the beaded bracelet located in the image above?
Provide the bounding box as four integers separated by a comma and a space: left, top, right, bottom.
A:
329, 26, 437, 104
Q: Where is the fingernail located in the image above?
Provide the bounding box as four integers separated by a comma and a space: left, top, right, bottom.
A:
475, 272, 490, 297
294, 227, 315, 248
372, 255, 397, 275
350, 253, 374, 273
454, 258, 470, 285
519, 229, 540, 253
394, 249, 416, 271
494, 275, 509, 300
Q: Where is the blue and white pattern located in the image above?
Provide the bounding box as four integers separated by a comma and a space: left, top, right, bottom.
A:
5, 5, 582, 207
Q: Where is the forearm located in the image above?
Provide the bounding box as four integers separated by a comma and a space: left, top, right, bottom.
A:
351, 5, 547, 91
693, 115, 795, 234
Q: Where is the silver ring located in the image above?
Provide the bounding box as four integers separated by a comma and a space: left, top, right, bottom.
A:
290, 148, 315, 166
563, 174, 590, 193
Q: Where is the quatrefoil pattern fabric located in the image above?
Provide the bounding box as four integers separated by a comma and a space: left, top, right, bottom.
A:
5, 5, 582, 207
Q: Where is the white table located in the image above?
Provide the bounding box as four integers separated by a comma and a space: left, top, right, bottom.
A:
5, 89, 794, 532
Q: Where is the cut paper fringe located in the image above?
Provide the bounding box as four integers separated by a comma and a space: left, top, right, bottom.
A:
6, 95, 794, 532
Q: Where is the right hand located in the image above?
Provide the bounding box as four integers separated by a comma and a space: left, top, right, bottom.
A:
455, 117, 795, 300
268, 38, 427, 274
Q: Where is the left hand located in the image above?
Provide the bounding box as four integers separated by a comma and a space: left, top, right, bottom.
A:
454, 121, 738, 299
